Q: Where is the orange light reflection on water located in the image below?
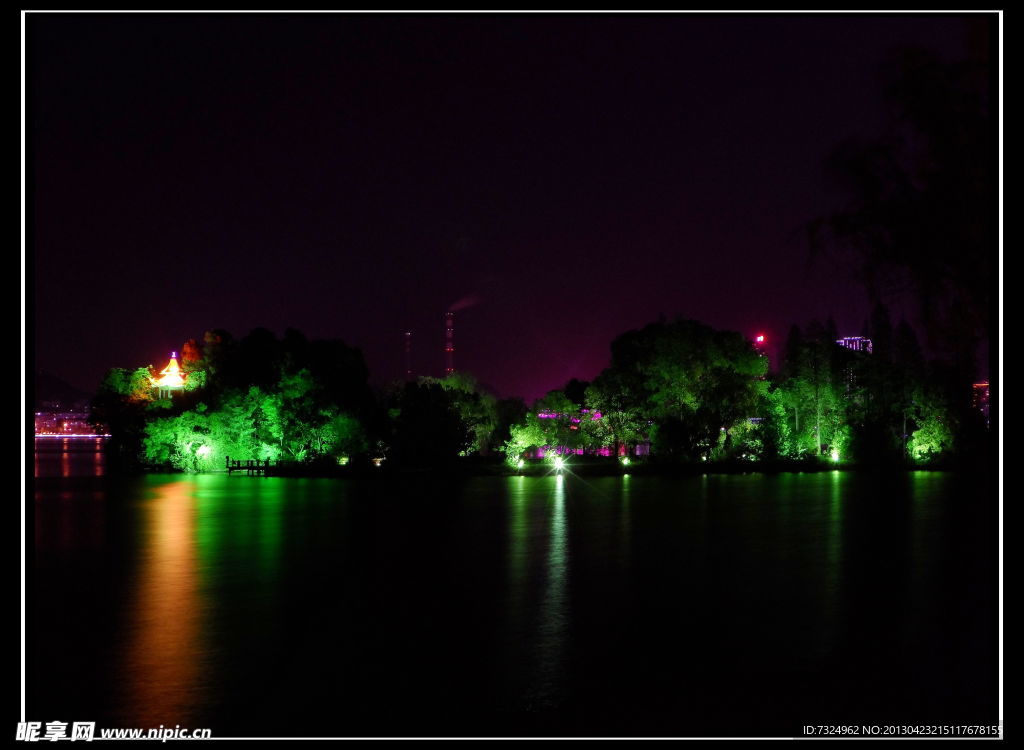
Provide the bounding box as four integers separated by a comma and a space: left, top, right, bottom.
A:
119, 480, 207, 726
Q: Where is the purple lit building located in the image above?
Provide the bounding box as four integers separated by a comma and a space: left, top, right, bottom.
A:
836, 336, 873, 354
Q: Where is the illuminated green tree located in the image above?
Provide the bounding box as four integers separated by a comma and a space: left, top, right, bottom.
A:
603, 319, 768, 461
493, 396, 528, 451
533, 390, 579, 452
585, 372, 645, 457
433, 373, 500, 454
762, 387, 795, 459
502, 417, 547, 466
321, 412, 368, 459
773, 320, 848, 459
91, 366, 161, 469
126, 328, 375, 470
907, 397, 955, 462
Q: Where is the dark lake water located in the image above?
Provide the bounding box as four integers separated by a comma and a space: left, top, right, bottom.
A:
30, 439, 999, 737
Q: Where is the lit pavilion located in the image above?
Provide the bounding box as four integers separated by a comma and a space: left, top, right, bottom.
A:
153, 351, 186, 398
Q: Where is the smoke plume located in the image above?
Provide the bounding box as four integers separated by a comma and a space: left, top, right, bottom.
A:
448, 293, 483, 312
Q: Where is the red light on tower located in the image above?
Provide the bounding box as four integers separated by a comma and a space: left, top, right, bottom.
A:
753, 333, 768, 361
753, 333, 770, 375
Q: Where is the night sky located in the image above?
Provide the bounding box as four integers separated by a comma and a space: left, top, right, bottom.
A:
30, 14, 981, 401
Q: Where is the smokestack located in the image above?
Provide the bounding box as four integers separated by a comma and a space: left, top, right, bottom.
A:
444, 312, 455, 376
404, 331, 413, 382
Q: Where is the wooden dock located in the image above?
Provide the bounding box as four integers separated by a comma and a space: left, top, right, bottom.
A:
225, 457, 335, 477
225, 457, 276, 475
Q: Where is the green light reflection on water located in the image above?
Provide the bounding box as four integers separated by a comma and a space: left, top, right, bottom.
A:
828, 470, 843, 567
907, 471, 948, 584
619, 472, 631, 563
192, 475, 224, 574
819, 469, 845, 660
507, 475, 528, 589
535, 474, 569, 706
546, 475, 568, 618
253, 479, 285, 578
504, 474, 570, 710
192, 474, 286, 583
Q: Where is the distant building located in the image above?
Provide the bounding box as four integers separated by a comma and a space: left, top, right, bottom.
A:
836, 336, 873, 354
835, 336, 872, 397
34, 411, 103, 436
973, 382, 990, 425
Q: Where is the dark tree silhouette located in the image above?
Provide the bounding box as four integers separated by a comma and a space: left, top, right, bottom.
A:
812, 27, 995, 374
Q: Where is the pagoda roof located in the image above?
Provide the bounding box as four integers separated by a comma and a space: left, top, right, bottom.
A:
153, 352, 186, 389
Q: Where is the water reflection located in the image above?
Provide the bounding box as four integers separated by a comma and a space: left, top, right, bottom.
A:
503, 476, 571, 710
34, 437, 106, 478
193, 474, 287, 589
618, 472, 632, 563
31, 466, 996, 735
507, 477, 528, 599
119, 480, 206, 726
535, 475, 569, 705
94, 437, 105, 476
820, 469, 844, 658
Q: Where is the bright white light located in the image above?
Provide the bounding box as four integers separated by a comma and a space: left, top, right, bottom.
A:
517, 459, 525, 469
830, 450, 840, 463
196, 445, 210, 457
554, 457, 565, 470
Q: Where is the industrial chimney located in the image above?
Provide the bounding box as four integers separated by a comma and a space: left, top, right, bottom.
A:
444, 312, 455, 376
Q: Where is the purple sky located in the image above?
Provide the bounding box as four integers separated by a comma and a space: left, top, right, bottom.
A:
30, 14, 984, 401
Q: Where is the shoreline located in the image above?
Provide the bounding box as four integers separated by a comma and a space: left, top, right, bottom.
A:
40, 457, 973, 481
